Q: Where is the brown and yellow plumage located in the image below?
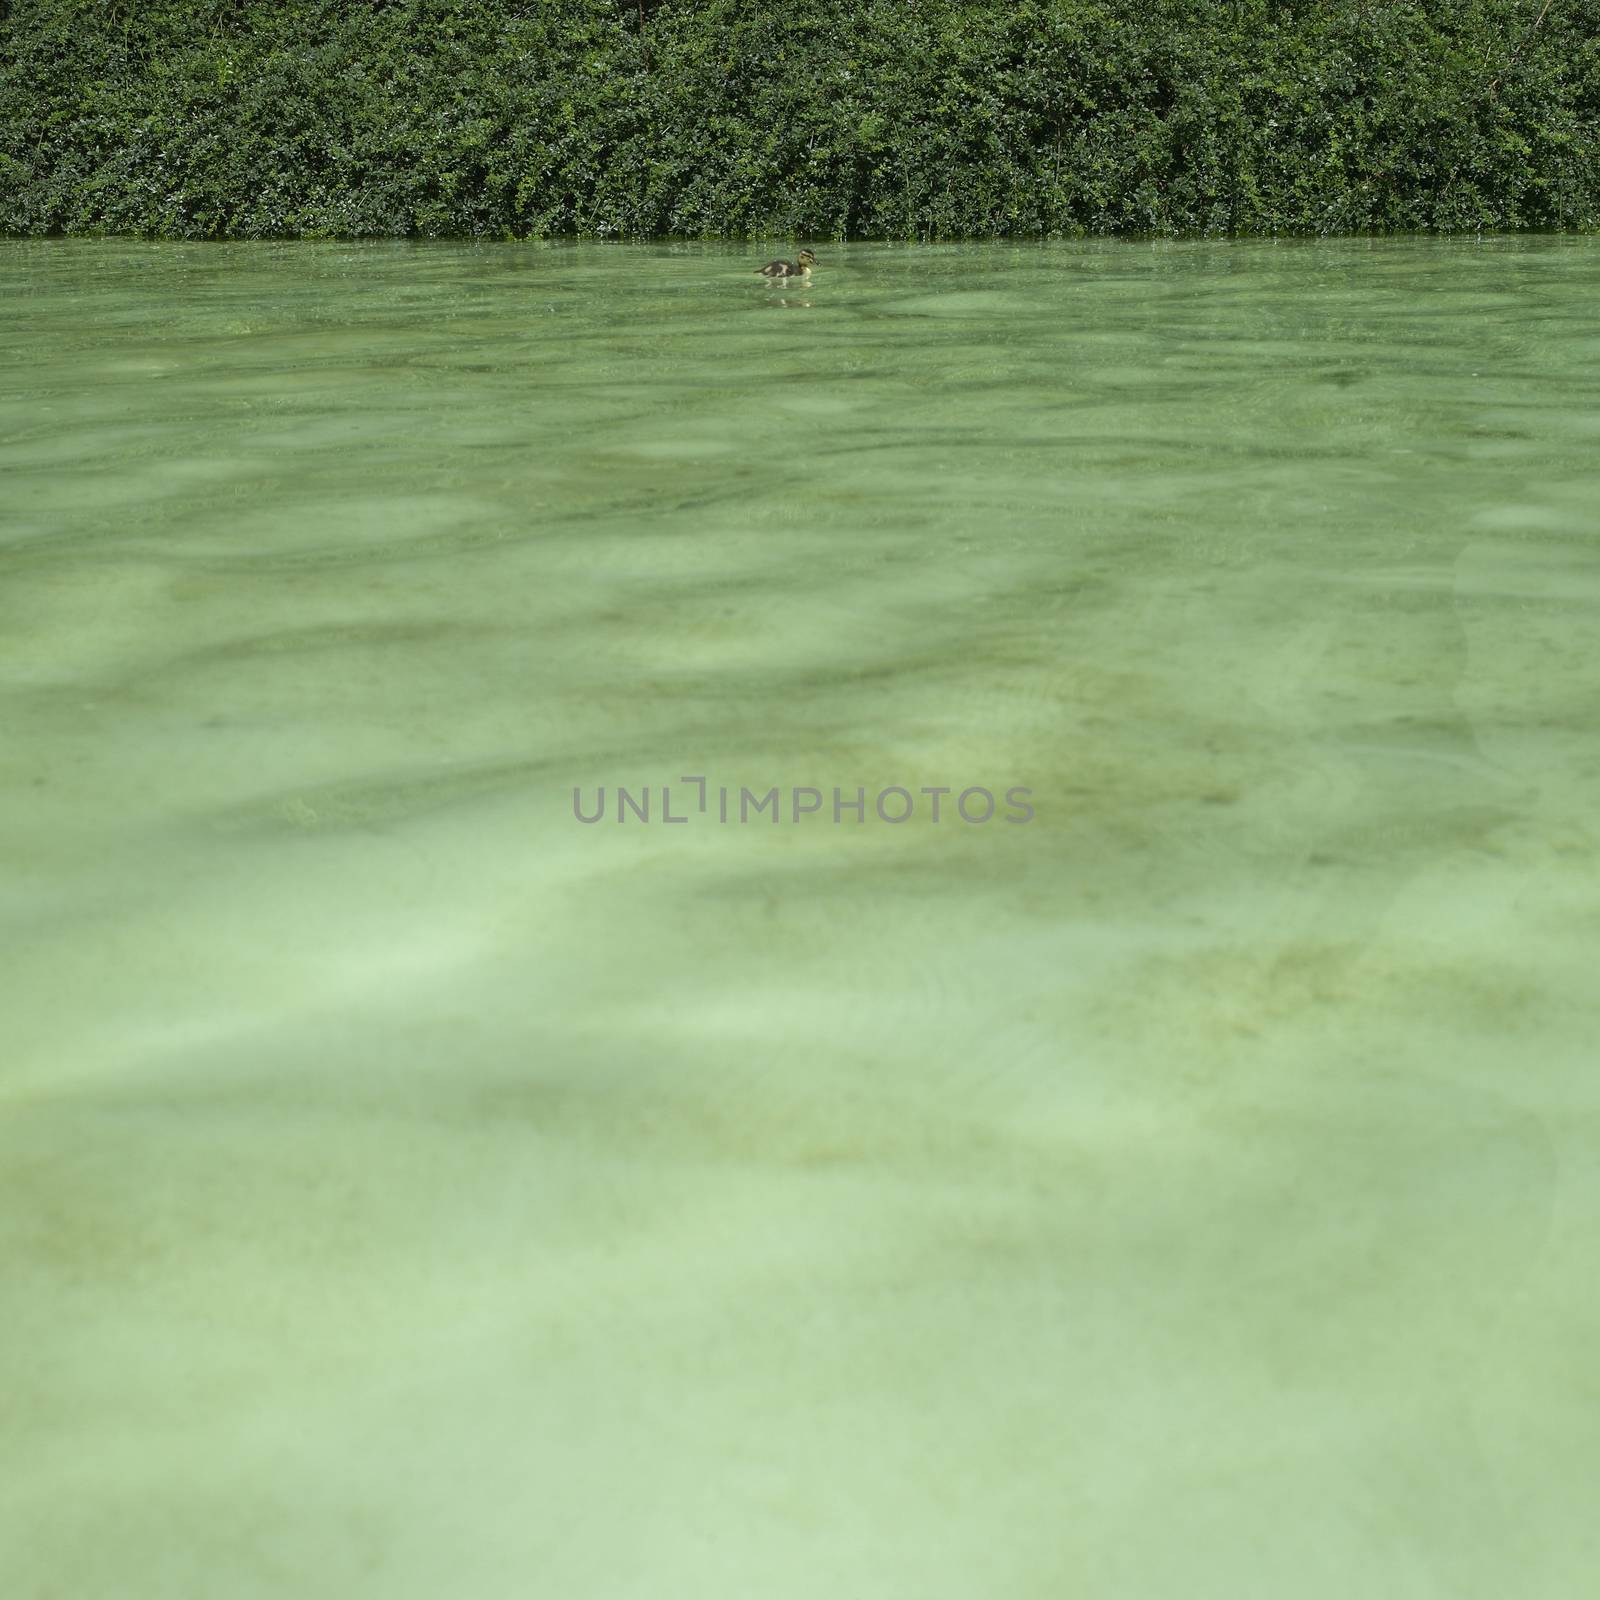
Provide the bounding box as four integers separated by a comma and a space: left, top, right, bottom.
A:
755, 248, 817, 280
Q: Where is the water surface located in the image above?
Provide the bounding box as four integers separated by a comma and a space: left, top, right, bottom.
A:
3, 238, 1599, 1597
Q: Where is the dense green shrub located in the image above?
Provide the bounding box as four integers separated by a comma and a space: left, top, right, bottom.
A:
2, 0, 1596, 237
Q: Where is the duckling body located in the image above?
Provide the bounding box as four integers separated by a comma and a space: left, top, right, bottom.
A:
756, 248, 816, 281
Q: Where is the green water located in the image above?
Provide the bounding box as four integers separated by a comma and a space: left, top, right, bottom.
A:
3, 237, 1598, 1597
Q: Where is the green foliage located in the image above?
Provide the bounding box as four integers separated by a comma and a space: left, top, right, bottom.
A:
2, 0, 1597, 237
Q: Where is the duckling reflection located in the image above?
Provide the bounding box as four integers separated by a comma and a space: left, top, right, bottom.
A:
755, 247, 817, 282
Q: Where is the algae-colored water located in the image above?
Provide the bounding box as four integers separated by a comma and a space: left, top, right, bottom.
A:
3, 237, 1598, 1597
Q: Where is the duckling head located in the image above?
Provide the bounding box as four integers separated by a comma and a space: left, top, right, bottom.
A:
797, 249, 817, 268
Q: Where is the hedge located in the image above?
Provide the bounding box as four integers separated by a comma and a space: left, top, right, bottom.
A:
2, 0, 1597, 238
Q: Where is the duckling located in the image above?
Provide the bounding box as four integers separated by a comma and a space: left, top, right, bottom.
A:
755, 248, 817, 281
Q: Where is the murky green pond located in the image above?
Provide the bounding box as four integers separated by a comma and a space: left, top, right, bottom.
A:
3, 237, 1598, 1596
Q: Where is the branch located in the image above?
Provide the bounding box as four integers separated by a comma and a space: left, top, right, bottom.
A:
1485, 0, 1557, 99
